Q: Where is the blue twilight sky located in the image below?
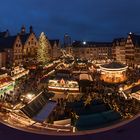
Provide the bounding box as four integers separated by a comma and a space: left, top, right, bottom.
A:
0, 0, 140, 41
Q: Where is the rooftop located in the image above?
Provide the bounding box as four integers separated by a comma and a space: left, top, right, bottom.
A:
101, 62, 127, 69
129, 34, 140, 47
79, 74, 93, 81
49, 39, 60, 47
72, 41, 112, 48
20, 33, 30, 45
0, 36, 17, 49
113, 38, 126, 46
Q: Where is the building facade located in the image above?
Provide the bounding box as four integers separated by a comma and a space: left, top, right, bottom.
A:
112, 38, 126, 64
0, 27, 62, 68
0, 35, 19, 67
0, 26, 39, 67
125, 33, 140, 67
49, 40, 61, 60
0, 51, 6, 68
22, 26, 39, 64
70, 41, 112, 61
13, 35, 23, 66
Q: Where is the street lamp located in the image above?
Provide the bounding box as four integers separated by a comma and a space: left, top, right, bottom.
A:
83, 41, 86, 45
119, 87, 127, 100
26, 94, 33, 100
119, 87, 123, 92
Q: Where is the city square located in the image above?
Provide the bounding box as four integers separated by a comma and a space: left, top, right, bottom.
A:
0, 1, 140, 140
0, 40, 140, 134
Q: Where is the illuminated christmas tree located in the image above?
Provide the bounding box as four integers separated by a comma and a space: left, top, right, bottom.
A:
37, 32, 51, 64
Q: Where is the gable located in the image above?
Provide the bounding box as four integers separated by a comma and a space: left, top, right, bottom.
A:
23, 33, 38, 48
127, 34, 140, 47
13, 35, 23, 50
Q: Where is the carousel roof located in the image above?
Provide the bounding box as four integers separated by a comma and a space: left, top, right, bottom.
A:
101, 62, 127, 69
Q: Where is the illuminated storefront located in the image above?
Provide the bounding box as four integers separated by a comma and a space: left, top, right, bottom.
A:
48, 79, 79, 94
11, 66, 29, 80
0, 73, 15, 97
100, 62, 128, 83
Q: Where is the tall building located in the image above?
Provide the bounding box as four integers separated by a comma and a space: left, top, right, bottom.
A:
125, 33, 140, 67
12, 35, 23, 66
21, 26, 38, 64
64, 34, 71, 48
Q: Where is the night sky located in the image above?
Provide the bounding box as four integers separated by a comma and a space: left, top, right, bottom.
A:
0, 0, 140, 41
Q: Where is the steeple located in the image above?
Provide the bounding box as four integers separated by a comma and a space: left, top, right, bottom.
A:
29, 25, 33, 33
20, 25, 26, 35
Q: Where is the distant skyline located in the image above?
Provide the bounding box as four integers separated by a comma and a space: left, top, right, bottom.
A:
0, 0, 140, 41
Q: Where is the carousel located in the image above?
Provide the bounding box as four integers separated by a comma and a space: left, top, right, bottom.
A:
100, 62, 128, 84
